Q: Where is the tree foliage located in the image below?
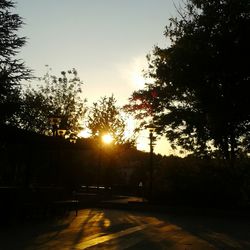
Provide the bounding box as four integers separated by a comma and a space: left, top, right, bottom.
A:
18, 68, 86, 135
0, 0, 30, 124
126, 0, 250, 162
88, 95, 135, 145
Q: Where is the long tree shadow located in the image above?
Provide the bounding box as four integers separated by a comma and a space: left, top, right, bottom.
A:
72, 208, 105, 246
72, 208, 138, 248
1, 208, 250, 249
80, 209, 250, 250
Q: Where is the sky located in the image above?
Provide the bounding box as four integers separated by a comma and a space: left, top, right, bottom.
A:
15, 0, 182, 156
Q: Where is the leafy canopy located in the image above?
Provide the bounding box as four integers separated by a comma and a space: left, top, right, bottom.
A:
88, 95, 136, 146
18, 67, 86, 135
126, 0, 250, 160
0, 0, 31, 123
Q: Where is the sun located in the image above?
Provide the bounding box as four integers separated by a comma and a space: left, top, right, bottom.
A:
102, 134, 113, 144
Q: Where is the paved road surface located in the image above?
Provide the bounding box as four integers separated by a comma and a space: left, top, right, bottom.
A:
1, 208, 250, 249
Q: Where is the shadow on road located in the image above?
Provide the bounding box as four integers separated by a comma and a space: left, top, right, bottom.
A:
0, 207, 250, 250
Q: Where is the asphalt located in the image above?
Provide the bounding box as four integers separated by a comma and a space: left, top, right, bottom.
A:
1, 207, 250, 250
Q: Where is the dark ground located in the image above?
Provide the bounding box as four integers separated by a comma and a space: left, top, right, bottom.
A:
1, 196, 250, 250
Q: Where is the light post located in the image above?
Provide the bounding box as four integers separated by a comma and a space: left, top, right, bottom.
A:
48, 117, 68, 187
58, 128, 67, 138
69, 133, 77, 143
147, 124, 156, 199
49, 117, 61, 136
48, 117, 67, 138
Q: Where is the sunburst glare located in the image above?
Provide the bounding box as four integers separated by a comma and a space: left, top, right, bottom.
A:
102, 134, 113, 144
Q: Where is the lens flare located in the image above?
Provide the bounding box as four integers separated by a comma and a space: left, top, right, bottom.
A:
102, 134, 113, 144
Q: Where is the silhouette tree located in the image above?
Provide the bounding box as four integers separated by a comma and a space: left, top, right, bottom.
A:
0, 0, 31, 124
88, 95, 135, 145
19, 67, 86, 135
126, 0, 250, 165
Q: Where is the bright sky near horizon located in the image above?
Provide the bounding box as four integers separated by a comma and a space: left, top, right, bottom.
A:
16, 0, 182, 156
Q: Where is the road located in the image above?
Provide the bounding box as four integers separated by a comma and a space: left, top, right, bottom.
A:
1, 208, 250, 250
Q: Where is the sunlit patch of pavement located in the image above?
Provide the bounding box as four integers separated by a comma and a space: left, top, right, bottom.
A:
1, 208, 250, 250
74, 224, 149, 249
